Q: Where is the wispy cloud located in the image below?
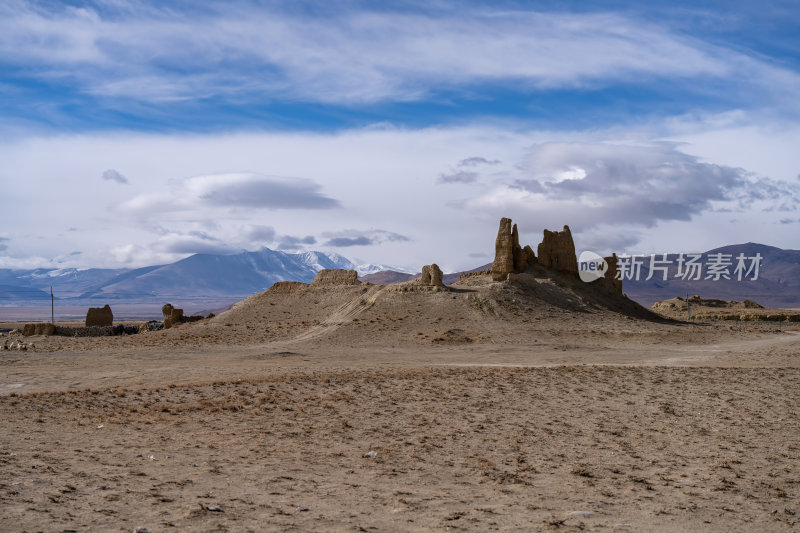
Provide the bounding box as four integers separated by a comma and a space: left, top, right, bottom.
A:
150, 230, 234, 255
242, 225, 276, 243
102, 168, 128, 184
322, 229, 411, 248
1, 1, 797, 110
458, 157, 500, 167
277, 234, 316, 251
439, 155, 502, 184
439, 170, 478, 184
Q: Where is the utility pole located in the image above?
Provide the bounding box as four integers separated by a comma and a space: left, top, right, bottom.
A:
686, 292, 690, 321
51, 286, 54, 325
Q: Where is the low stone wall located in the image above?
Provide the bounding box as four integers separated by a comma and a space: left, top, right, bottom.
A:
458, 270, 491, 282
53, 325, 141, 337
22, 323, 56, 336
312, 269, 360, 286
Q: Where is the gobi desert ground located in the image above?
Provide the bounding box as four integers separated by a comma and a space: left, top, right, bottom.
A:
1, 223, 799, 532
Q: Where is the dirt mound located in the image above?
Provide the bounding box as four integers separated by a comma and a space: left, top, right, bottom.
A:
182, 214, 666, 349
192, 261, 663, 349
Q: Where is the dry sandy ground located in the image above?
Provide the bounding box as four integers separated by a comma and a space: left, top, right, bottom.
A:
2, 275, 799, 531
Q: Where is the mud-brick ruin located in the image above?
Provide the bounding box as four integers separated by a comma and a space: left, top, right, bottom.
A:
85, 304, 114, 327
490, 217, 621, 294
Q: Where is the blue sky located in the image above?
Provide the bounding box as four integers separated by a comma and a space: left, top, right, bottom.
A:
1, 0, 799, 271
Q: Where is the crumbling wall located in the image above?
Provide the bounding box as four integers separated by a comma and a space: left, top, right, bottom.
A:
458, 270, 491, 282
267, 281, 308, 293
491, 218, 536, 281
312, 269, 360, 286
162, 303, 184, 329
537, 225, 578, 275
22, 323, 56, 336
85, 304, 113, 327
419, 264, 444, 286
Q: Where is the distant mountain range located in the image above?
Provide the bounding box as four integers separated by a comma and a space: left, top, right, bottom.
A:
1, 242, 797, 309
0, 248, 408, 304
620, 243, 800, 308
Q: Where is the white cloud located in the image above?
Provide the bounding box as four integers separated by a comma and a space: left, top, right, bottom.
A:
2, 122, 800, 270
120, 172, 340, 216
470, 141, 800, 227
185, 173, 340, 210
1, 2, 798, 108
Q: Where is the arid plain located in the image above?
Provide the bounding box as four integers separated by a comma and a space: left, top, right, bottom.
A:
2, 221, 800, 532
2, 271, 799, 532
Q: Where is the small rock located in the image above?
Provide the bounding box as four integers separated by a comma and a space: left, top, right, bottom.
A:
206, 505, 223, 512
364, 451, 378, 459
297, 506, 309, 512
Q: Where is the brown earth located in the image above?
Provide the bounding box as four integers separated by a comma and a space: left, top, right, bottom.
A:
1, 273, 799, 531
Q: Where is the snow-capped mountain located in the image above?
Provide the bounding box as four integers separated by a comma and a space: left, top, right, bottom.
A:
0, 267, 129, 297
294, 251, 356, 272
355, 263, 415, 276
0, 248, 367, 301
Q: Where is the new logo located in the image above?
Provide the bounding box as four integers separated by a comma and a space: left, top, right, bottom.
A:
578, 251, 608, 283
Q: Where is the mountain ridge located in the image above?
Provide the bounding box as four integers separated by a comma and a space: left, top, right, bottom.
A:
1, 242, 798, 308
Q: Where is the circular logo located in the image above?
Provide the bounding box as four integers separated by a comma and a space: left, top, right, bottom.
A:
578, 251, 608, 283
